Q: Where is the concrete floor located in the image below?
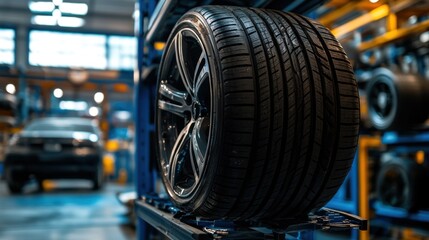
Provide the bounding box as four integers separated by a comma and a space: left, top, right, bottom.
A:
0, 180, 136, 240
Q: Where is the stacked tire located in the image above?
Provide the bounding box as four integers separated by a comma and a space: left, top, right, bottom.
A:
377, 153, 429, 210
155, 6, 360, 220
366, 68, 429, 130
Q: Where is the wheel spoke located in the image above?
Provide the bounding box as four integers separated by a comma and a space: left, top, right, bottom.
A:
175, 31, 194, 96
190, 117, 208, 178
159, 83, 188, 105
167, 121, 193, 186
158, 100, 187, 118
193, 52, 209, 95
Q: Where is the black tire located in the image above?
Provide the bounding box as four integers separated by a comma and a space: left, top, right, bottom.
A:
92, 165, 104, 190
7, 181, 24, 194
366, 68, 429, 130
376, 153, 429, 210
155, 6, 359, 220
38, 180, 45, 192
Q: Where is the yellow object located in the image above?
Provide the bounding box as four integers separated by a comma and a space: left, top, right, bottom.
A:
359, 18, 429, 51
113, 83, 129, 93
105, 139, 120, 152
154, 42, 166, 51
358, 135, 382, 240
42, 180, 56, 191
402, 228, 421, 240
118, 169, 127, 185
103, 154, 115, 176
386, 13, 397, 32
331, 4, 390, 38
318, 1, 361, 26
416, 151, 425, 165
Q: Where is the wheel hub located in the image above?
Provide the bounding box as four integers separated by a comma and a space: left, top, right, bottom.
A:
377, 92, 388, 110
192, 102, 201, 119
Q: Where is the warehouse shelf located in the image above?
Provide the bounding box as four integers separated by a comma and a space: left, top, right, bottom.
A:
374, 202, 429, 223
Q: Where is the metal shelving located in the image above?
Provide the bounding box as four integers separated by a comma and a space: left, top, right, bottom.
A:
135, 195, 367, 240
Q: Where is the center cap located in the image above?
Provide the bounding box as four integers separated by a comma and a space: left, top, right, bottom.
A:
377, 92, 388, 110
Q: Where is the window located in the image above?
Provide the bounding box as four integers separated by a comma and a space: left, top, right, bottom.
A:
108, 36, 136, 70
28, 30, 136, 70
29, 30, 107, 69
0, 28, 15, 65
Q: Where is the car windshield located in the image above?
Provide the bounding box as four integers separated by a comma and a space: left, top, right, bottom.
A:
25, 120, 96, 134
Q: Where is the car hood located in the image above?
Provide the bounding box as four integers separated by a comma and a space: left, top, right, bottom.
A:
20, 130, 98, 141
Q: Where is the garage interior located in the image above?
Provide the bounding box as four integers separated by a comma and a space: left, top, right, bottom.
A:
1, 0, 429, 239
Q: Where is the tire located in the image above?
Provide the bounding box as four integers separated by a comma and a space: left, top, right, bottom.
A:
92, 165, 104, 190
377, 153, 429, 210
155, 6, 359, 220
366, 68, 429, 130
38, 180, 45, 192
7, 181, 24, 194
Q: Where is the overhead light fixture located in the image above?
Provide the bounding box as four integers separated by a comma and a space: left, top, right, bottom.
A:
420, 32, 429, 43
53, 88, 63, 98
52, 0, 63, 6
369, 0, 379, 3
89, 106, 99, 117
6, 84, 16, 94
59, 101, 88, 111
94, 92, 104, 104
52, 8, 62, 20
32, 15, 57, 26
57, 16, 85, 27
29, 1, 55, 12
60, 3, 88, 15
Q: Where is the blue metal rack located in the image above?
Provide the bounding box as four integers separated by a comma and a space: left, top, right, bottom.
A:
135, 195, 367, 240
325, 155, 359, 215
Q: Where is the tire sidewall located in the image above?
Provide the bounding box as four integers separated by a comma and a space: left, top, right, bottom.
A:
155, 11, 224, 211
366, 68, 398, 130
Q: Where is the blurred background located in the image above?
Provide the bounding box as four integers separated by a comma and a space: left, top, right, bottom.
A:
1, 0, 429, 239
0, 0, 136, 239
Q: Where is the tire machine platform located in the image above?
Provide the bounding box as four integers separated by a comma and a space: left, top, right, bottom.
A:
135, 195, 368, 240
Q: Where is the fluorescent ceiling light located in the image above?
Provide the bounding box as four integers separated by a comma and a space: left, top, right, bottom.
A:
32, 15, 57, 26
94, 92, 104, 104
57, 16, 85, 27
53, 88, 63, 98
53, 0, 63, 6
89, 106, 99, 117
6, 84, 16, 94
52, 9, 62, 19
59, 101, 88, 111
29, 1, 55, 12
59, 3, 88, 15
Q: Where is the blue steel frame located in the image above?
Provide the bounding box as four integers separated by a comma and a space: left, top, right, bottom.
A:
326, 155, 359, 215
135, 0, 157, 239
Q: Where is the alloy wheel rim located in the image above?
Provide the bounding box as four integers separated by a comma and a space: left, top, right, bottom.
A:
157, 28, 212, 198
